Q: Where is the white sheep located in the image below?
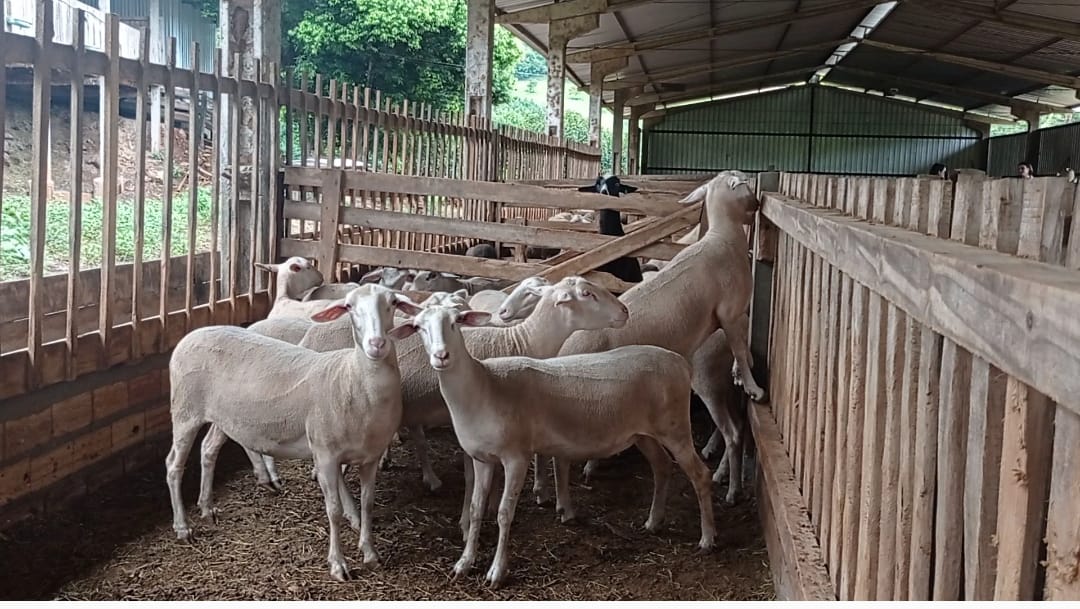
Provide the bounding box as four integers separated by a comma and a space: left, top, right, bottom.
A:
467, 276, 551, 322
546, 171, 765, 506
407, 270, 512, 295
254, 257, 325, 312
165, 284, 423, 581
359, 267, 417, 289
301, 282, 361, 301
400, 305, 714, 586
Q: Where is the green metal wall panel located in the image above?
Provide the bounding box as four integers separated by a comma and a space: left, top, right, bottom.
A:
643, 85, 985, 176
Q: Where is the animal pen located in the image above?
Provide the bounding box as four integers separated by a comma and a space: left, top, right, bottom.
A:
2, 0, 1080, 603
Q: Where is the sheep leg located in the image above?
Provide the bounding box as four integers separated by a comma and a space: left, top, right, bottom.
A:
553, 457, 576, 523
314, 455, 351, 582
701, 429, 723, 459
658, 434, 717, 550
635, 436, 673, 532
532, 453, 554, 505
338, 473, 362, 532
196, 425, 229, 522
721, 313, 766, 402
459, 453, 474, 542
455, 458, 494, 580
355, 461, 381, 567
693, 376, 743, 505
582, 458, 601, 482
486, 457, 528, 588
238, 441, 277, 492
166, 418, 202, 541
410, 424, 443, 492
259, 454, 284, 491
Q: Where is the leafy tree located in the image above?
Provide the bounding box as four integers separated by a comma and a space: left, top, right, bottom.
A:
514, 47, 547, 80
493, 97, 621, 171
198, 0, 520, 112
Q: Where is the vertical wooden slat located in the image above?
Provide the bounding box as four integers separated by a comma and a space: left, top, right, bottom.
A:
828, 272, 853, 591
268, 62, 282, 269
785, 244, 806, 450
1043, 406, 1080, 600
228, 52, 242, 317
209, 49, 223, 314
874, 301, 906, 599
1066, 182, 1080, 269
994, 378, 1053, 599
299, 73, 309, 167
932, 338, 971, 601
27, 0, 55, 383
908, 327, 942, 600
819, 263, 840, 567
65, 11, 88, 378
130, 26, 150, 355
284, 69, 294, 167
185, 43, 201, 326
854, 292, 888, 600
893, 314, 922, 599
159, 38, 177, 343
98, 15, 122, 360
963, 357, 1006, 600
839, 282, 869, 600
804, 254, 823, 526
0, 3, 7, 356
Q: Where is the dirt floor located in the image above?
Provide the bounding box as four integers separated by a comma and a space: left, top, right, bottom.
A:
0, 411, 773, 601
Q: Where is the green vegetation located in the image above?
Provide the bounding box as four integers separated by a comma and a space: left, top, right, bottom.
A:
990, 111, 1080, 137
0, 189, 215, 281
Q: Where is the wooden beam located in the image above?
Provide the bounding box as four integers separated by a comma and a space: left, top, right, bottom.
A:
496, 0, 652, 24
565, 0, 883, 63
628, 66, 820, 106
604, 39, 850, 90
828, 65, 1066, 114
761, 193, 1080, 417
534, 203, 702, 282
283, 202, 686, 260
283, 167, 684, 216
911, 0, 1080, 44
279, 238, 633, 294
860, 38, 1080, 90
750, 403, 836, 600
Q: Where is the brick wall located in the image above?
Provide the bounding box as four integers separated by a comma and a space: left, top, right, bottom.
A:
0, 355, 173, 528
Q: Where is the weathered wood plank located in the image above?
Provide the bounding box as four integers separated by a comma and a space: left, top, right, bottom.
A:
875, 303, 905, 599
1044, 406, 1080, 600
761, 194, 1080, 416
932, 339, 971, 600
284, 166, 683, 216
27, 0, 55, 383
963, 356, 1006, 600
65, 11, 88, 378
892, 315, 921, 599
749, 402, 835, 601
818, 263, 839, 568
993, 378, 1054, 599
908, 327, 942, 600
828, 273, 853, 589
839, 283, 868, 600
854, 292, 888, 599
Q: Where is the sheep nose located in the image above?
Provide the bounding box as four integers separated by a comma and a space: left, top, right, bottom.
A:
367, 337, 386, 350
434, 349, 449, 362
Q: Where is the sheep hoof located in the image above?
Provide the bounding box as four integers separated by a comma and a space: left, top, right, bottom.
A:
361, 551, 381, 569
347, 515, 361, 531
534, 489, 554, 506
724, 491, 738, 506
746, 387, 767, 403
424, 476, 443, 493
329, 559, 351, 582
698, 538, 716, 553
485, 564, 507, 588
643, 518, 662, 533
452, 558, 474, 580
199, 506, 219, 523
174, 525, 193, 541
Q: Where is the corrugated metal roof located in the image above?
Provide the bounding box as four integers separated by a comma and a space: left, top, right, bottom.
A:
496, 0, 1080, 118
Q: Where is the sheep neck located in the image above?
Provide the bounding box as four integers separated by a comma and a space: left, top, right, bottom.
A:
500, 296, 579, 358
703, 197, 749, 244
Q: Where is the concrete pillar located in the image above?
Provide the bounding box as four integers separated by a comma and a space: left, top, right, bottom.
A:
627, 106, 644, 175
610, 89, 628, 173
465, 0, 494, 118
586, 57, 627, 147
1014, 107, 1043, 172
219, 0, 282, 289
149, 0, 163, 153
546, 14, 598, 138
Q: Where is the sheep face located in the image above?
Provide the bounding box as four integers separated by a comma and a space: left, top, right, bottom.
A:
542, 276, 629, 330
360, 267, 416, 290
409, 271, 464, 293
403, 306, 492, 371
496, 276, 551, 322
578, 173, 639, 197
255, 256, 325, 299
679, 170, 758, 226
310, 284, 423, 360
421, 289, 470, 311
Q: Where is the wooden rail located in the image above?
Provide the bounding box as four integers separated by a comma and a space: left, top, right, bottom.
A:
755, 171, 1080, 600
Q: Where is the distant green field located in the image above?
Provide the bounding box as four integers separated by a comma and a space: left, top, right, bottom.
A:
512, 78, 615, 130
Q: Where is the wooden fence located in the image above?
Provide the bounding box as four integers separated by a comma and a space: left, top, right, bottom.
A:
752, 170, 1080, 600
0, 0, 600, 401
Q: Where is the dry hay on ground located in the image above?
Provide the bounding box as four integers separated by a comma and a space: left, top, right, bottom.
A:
0, 417, 773, 601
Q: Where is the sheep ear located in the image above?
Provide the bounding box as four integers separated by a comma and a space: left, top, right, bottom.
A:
577, 184, 596, 192
620, 183, 638, 194
525, 284, 550, 298
360, 268, 384, 282
254, 262, 278, 273
678, 184, 707, 204
388, 322, 418, 340
457, 311, 492, 326
288, 262, 305, 273
393, 295, 424, 316
311, 301, 350, 323
452, 288, 469, 300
